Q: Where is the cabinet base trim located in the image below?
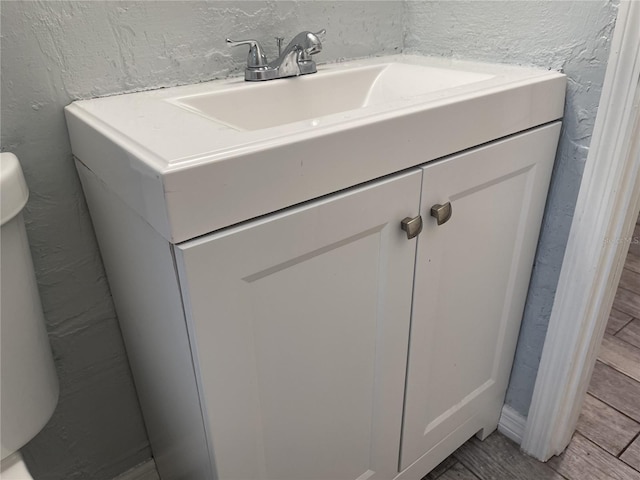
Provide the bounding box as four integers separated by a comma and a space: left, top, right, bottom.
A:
395, 415, 488, 480
498, 404, 526, 444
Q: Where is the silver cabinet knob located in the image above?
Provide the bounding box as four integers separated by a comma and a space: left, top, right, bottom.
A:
401, 215, 423, 239
430, 202, 452, 225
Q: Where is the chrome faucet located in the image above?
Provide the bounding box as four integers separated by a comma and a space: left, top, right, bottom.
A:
226, 29, 325, 81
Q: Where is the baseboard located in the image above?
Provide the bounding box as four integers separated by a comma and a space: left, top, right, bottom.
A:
113, 459, 160, 480
498, 404, 527, 444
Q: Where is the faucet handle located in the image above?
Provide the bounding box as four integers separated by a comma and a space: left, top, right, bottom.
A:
226, 38, 268, 68
314, 29, 327, 38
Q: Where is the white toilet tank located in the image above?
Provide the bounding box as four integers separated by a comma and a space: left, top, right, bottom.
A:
0, 152, 59, 461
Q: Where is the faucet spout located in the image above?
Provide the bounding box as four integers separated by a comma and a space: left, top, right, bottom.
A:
269, 30, 324, 77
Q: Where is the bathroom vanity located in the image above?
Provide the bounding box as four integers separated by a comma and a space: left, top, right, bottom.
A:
66, 55, 566, 480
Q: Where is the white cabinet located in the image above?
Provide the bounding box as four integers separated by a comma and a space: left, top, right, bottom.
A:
175, 171, 422, 480
400, 123, 560, 471
66, 51, 567, 480
76, 122, 561, 480
172, 123, 559, 479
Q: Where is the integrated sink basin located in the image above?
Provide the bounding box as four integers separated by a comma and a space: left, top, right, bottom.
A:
65, 54, 566, 243
172, 63, 494, 131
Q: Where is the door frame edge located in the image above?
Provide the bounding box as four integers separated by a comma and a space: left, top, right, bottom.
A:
521, 0, 640, 461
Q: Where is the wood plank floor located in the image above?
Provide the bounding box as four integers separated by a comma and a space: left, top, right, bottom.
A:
423, 222, 640, 480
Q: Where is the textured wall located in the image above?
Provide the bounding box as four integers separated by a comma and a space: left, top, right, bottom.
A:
405, 0, 618, 416
0, 2, 403, 479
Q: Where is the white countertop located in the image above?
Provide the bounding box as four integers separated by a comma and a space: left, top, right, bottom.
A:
66, 54, 566, 242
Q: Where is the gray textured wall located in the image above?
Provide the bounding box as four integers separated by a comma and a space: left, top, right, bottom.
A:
404, 0, 618, 416
0, 2, 403, 479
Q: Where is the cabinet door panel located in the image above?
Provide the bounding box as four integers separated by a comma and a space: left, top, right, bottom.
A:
176, 171, 422, 480
400, 123, 561, 469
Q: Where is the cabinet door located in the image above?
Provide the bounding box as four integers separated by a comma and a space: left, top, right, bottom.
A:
175, 171, 422, 480
400, 123, 561, 469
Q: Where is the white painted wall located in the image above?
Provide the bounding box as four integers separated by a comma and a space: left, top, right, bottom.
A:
0, 2, 403, 478
404, 0, 619, 417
